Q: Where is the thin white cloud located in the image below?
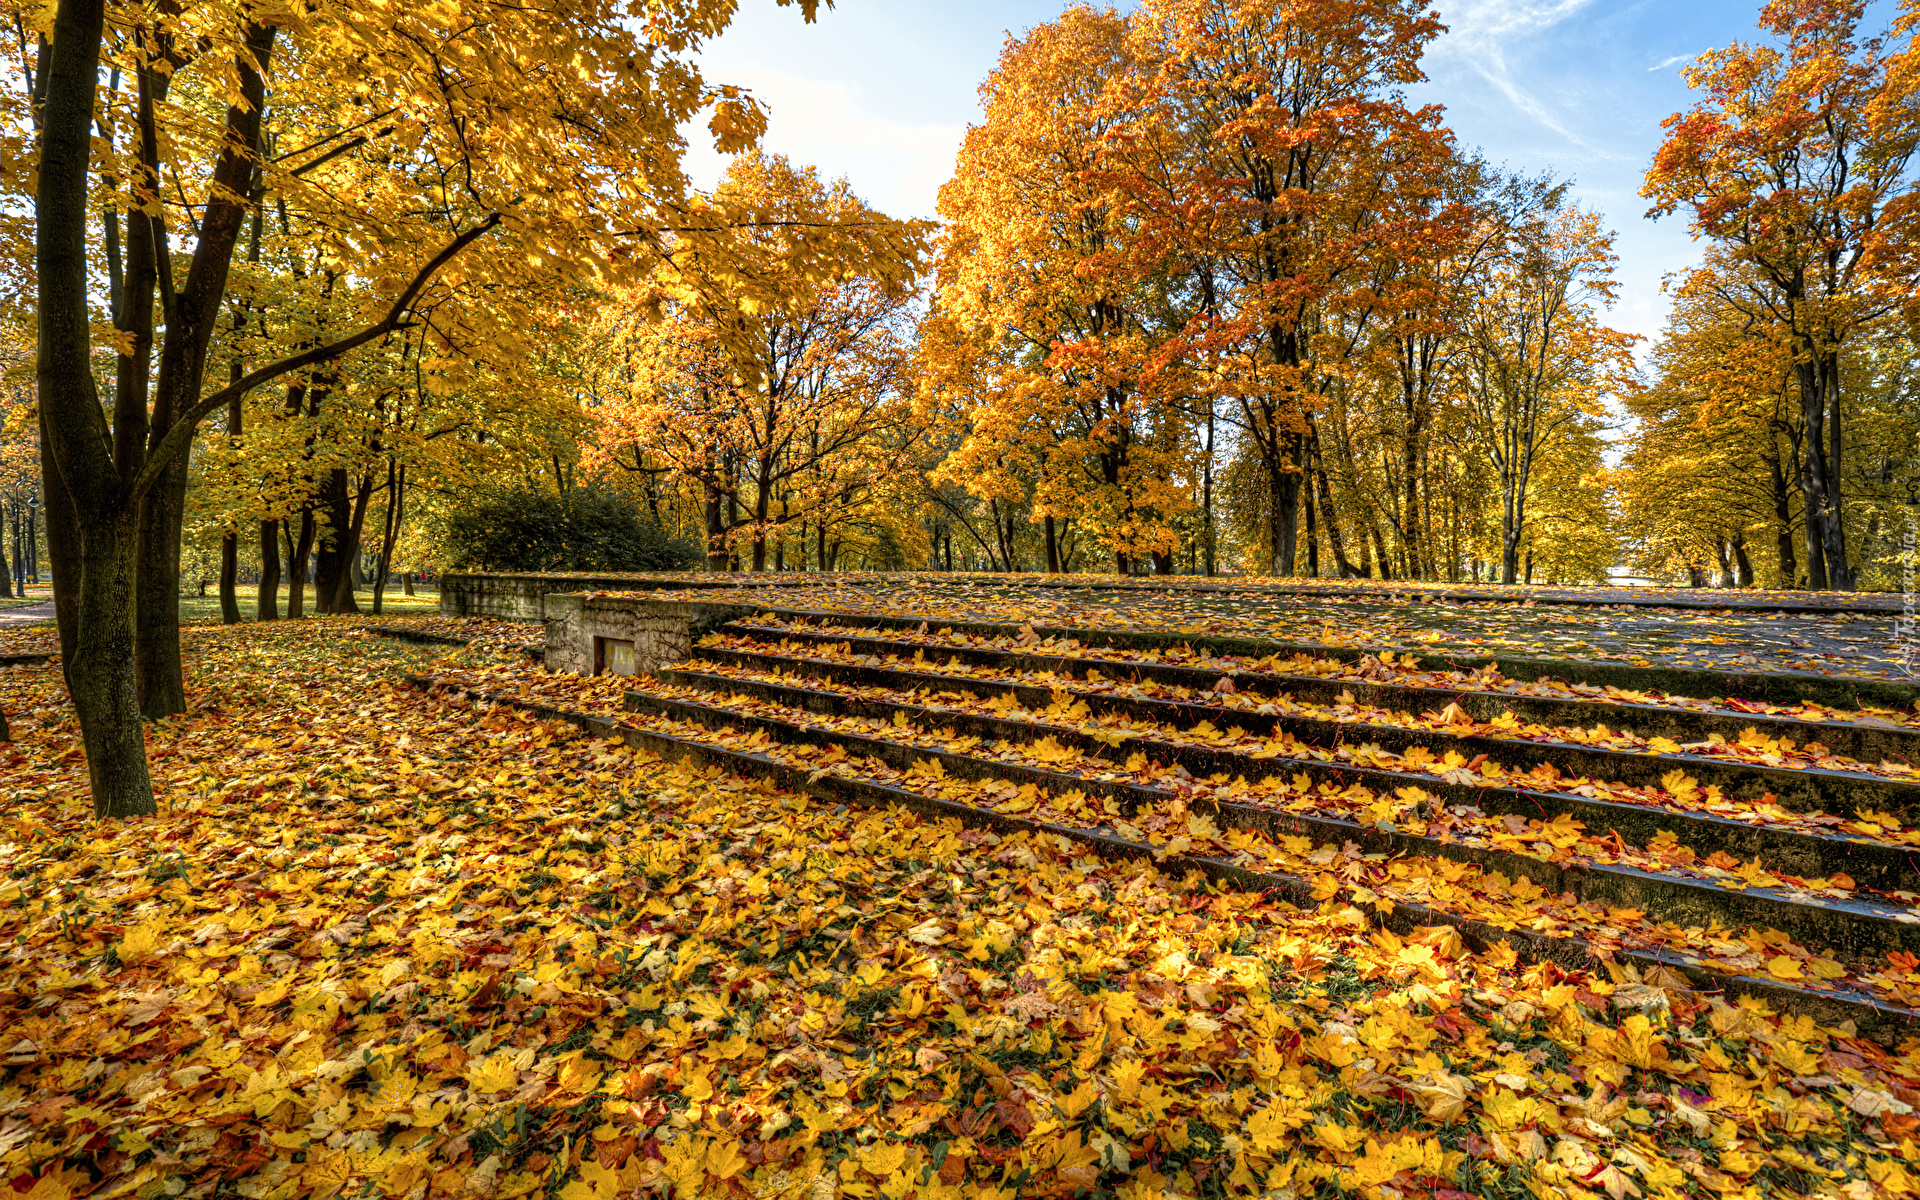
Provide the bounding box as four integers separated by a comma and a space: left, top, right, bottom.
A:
1427, 0, 1606, 151
683, 64, 963, 219
1649, 51, 1697, 71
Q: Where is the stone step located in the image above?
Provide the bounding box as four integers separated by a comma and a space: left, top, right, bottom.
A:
410, 671, 1920, 1043
669, 652, 1918, 893
703, 630, 1920, 817
620, 679, 1920, 975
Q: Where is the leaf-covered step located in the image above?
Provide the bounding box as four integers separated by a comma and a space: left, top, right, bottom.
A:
618, 680, 1920, 976
692, 638, 1920, 820
722, 621, 1920, 764
665, 657, 1920, 893
413, 671, 1920, 1043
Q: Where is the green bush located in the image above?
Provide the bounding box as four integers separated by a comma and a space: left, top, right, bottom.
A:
438, 485, 699, 572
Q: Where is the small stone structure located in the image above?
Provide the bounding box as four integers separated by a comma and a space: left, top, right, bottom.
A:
543, 594, 750, 677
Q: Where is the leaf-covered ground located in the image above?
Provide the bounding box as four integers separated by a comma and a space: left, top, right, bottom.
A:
7, 620, 1920, 1200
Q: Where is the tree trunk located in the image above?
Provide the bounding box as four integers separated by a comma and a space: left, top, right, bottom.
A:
288, 509, 314, 619
1770, 454, 1797, 588
42, 425, 81, 680
217, 378, 242, 624
330, 474, 374, 614
402, 572, 415, 596
1151, 550, 1173, 575
1795, 358, 1834, 591
704, 480, 726, 571
0, 508, 14, 600
1801, 447, 1829, 591
1500, 527, 1522, 585
1303, 465, 1319, 578
218, 533, 240, 622
35, 0, 156, 816
133, 445, 191, 717
750, 479, 769, 572
1365, 521, 1389, 580
1732, 534, 1755, 587
70, 510, 153, 815
257, 518, 280, 620
374, 460, 402, 614
1044, 514, 1060, 574
1820, 362, 1851, 590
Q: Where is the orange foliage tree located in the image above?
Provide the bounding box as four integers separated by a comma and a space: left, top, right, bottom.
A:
927, 7, 1200, 575
1643, 0, 1920, 590
587, 153, 930, 572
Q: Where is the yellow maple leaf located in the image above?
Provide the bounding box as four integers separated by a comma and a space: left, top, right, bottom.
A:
1411, 1071, 1469, 1123
557, 1158, 619, 1200
303, 1149, 354, 1200
468, 1054, 519, 1093
118, 922, 162, 964
861, 1141, 907, 1178
659, 1140, 704, 1195
705, 1138, 747, 1180
1767, 956, 1804, 981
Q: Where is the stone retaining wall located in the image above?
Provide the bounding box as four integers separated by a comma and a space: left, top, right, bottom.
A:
436, 573, 660, 621
543, 595, 751, 677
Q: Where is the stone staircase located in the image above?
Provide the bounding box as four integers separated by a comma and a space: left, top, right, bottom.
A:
408, 604, 1920, 1041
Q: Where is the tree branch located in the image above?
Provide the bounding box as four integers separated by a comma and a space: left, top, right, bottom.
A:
133, 213, 501, 502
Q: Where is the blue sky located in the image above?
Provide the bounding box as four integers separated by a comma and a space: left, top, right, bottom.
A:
682, 0, 1860, 352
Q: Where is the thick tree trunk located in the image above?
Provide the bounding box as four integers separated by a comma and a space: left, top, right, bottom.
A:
1151, 550, 1173, 575
1044, 514, 1060, 574
1801, 448, 1828, 591
219, 532, 240, 622
1733, 534, 1754, 587
1500, 529, 1522, 586
41, 423, 80, 675
311, 469, 371, 614
1795, 358, 1835, 590
327, 473, 374, 614
257, 518, 280, 620
1303, 467, 1319, 578
36, 0, 156, 817
71, 512, 152, 814
133, 449, 191, 716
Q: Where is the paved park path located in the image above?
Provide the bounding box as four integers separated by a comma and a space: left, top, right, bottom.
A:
0, 603, 56, 627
